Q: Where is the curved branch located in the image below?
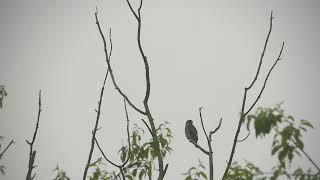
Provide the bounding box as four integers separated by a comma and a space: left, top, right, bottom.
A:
189, 140, 209, 155
209, 118, 222, 140
141, 118, 153, 136
94, 10, 146, 115
237, 130, 250, 142
94, 136, 121, 168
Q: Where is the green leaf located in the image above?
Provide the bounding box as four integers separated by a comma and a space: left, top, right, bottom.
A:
272, 144, 282, 155
125, 175, 134, 180
300, 120, 313, 129
199, 171, 207, 179
139, 170, 145, 180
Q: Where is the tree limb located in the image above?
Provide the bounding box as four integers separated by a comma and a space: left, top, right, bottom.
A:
26, 90, 42, 180
83, 70, 108, 180
222, 11, 284, 178
0, 140, 14, 160
94, 9, 146, 115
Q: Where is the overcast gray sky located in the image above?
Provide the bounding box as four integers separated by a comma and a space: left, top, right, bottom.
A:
1, 0, 320, 179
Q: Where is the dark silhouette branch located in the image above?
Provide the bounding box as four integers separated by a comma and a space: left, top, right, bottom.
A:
93, 99, 132, 180
237, 131, 250, 142
209, 118, 222, 140
26, 90, 42, 180
95, 2, 166, 178
189, 139, 209, 155
94, 10, 146, 115
141, 118, 153, 136
191, 107, 222, 180
124, 1, 166, 179
0, 140, 14, 160
298, 146, 320, 173
199, 107, 209, 142
244, 42, 284, 116
83, 70, 108, 180
222, 11, 284, 179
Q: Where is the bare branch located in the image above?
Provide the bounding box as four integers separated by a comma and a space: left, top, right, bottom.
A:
125, 0, 139, 21
123, 1, 166, 179
92, 99, 132, 180
120, 99, 132, 167
209, 118, 222, 140
0, 140, 14, 160
237, 130, 250, 142
94, 10, 146, 115
26, 90, 42, 180
141, 118, 153, 136
199, 107, 209, 141
94, 136, 121, 168
246, 11, 274, 90
83, 70, 108, 180
245, 42, 284, 115
222, 12, 284, 178
189, 140, 209, 155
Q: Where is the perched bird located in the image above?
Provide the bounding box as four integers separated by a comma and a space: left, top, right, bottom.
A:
185, 120, 198, 144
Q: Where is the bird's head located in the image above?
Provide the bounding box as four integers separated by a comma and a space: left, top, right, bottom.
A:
186, 120, 193, 125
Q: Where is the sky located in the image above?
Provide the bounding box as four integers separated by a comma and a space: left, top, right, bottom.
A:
0, 0, 320, 179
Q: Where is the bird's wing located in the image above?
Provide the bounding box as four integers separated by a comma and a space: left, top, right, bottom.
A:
189, 124, 198, 142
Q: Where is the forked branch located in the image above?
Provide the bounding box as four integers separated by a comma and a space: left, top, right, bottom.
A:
94, 9, 146, 116
94, 99, 132, 180
222, 11, 285, 178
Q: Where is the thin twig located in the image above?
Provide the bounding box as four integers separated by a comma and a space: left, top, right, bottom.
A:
246, 11, 274, 90
83, 70, 108, 180
237, 131, 250, 142
199, 107, 209, 142
0, 140, 14, 160
209, 118, 222, 140
94, 136, 121, 168
141, 118, 153, 136
244, 42, 284, 116
120, 99, 132, 167
26, 90, 42, 180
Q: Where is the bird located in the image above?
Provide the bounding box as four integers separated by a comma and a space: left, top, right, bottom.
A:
185, 120, 198, 144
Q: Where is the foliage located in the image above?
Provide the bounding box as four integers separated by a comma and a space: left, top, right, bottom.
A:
182, 159, 207, 180
232, 104, 320, 179
0, 85, 7, 109
53, 165, 70, 180
88, 122, 172, 180
224, 161, 265, 180
88, 160, 119, 180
